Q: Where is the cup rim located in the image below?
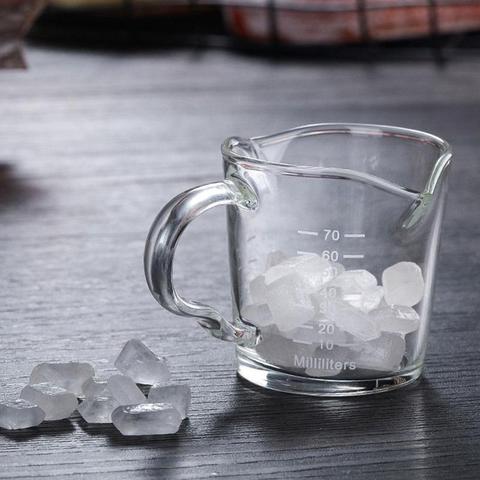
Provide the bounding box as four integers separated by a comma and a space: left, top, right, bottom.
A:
222, 122, 451, 170
221, 123, 452, 196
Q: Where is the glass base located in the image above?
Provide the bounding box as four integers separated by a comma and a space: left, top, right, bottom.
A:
236, 350, 423, 397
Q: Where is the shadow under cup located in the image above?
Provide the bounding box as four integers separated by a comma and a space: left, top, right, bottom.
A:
225, 124, 451, 396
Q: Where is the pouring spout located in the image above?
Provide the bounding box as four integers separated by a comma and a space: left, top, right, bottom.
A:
400, 149, 452, 230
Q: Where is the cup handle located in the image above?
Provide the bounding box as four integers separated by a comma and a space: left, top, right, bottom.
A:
144, 180, 258, 346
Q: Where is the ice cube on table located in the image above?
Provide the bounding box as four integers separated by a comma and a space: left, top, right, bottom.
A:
240, 303, 273, 327
82, 377, 108, 398
112, 403, 182, 436
382, 261, 425, 307
323, 298, 380, 342
20, 383, 78, 421
0, 399, 45, 430
114, 339, 170, 385
148, 385, 191, 419
107, 375, 145, 405
264, 273, 316, 332
371, 305, 420, 336
29, 362, 95, 396
350, 332, 406, 372
78, 395, 120, 423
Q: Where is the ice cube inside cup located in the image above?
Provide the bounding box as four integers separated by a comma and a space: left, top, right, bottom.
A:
244, 252, 424, 377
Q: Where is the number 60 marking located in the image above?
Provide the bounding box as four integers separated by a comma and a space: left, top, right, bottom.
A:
322, 249, 339, 262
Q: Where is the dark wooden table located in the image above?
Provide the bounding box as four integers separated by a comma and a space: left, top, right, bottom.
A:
0, 44, 479, 479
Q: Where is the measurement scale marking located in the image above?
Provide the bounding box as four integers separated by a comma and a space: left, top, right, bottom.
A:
297, 230, 319, 236
292, 339, 313, 345
343, 254, 365, 259
297, 250, 317, 255
344, 233, 366, 238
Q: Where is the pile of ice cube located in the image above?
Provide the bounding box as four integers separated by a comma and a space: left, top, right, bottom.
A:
0, 339, 190, 434
243, 253, 425, 376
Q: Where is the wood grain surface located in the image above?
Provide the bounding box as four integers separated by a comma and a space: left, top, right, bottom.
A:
0, 44, 479, 479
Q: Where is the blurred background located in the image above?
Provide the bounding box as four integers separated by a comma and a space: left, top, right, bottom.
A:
5, 0, 480, 63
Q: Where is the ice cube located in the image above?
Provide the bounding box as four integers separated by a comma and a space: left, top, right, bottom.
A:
20, 383, 78, 421
107, 374, 145, 405
310, 286, 342, 315
284, 318, 353, 347
304, 345, 354, 378
29, 362, 95, 396
148, 385, 191, 419
371, 305, 420, 336
114, 339, 170, 385
240, 303, 273, 327
323, 298, 380, 342
264, 274, 316, 331
265, 254, 343, 292
350, 332, 406, 372
112, 403, 182, 436
82, 377, 108, 398
0, 399, 45, 430
249, 275, 267, 304
330, 269, 378, 292
344, 286, 384, 313
78, 395, 119, 423
256, 328, 316, 372
382, 261, 425, 307
265, 250, 287, 269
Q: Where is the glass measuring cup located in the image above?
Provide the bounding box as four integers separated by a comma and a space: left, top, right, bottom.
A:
144, 123, 451, 396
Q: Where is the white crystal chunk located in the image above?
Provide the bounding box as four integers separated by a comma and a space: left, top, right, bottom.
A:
148, 384, 191, 419
344, 286, 384, 313
112, 403, 182, 436
371, 305, 420, 336
249, 275, 267, 304
0, 399, 45, 430
264, 274, 316, 331
283, 319, 353, 347
107, 375, 145, 405
114, 339, 170, 385
351, 333, 406, 372
265, 250, 287, 269
310, 286, 342, 315
265, 254, 344, 292
29, 362, 95, 396
78, 396, 119, 423
256, 328, 316, 371
382, 261, 425, 307
304, 345, 353, 378
82, 377, 108, 398
330, 269, 377, 292
241, 303, 273, 327
322, 298, 380, 341
20, 383, 78, 421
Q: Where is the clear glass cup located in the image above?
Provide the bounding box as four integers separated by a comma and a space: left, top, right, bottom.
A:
144, 123, 452, 396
